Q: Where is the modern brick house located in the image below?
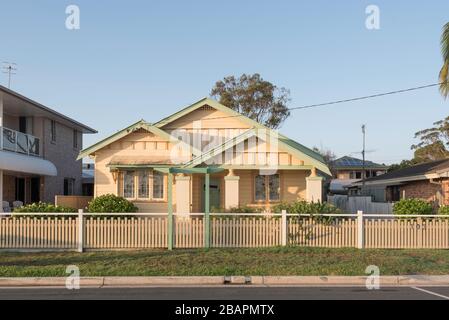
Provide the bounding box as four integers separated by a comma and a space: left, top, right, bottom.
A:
0, 85, 96, 211
79, 97, 331, 213
349, 159, 449, 205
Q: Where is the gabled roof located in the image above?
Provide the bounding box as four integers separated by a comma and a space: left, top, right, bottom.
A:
351, 158, 449, 186
183, 127, 332, 175
331, 156, 388, 170
154, 97, 328, 169
77, 120, 200, 160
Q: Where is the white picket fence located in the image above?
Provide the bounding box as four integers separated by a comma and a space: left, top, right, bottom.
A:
1, 211, 449, 251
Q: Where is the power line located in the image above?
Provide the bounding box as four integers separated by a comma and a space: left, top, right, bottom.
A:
181, 81, 447, 122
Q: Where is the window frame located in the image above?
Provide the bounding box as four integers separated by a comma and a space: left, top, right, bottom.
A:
63, 178, 75, 196
254, 173, 281, 203
50, 120, 56, 143
123, 171, 135, 199
121, 170, 166, 202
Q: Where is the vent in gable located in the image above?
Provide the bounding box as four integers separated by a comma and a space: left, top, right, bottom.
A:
199, 105, 215, 111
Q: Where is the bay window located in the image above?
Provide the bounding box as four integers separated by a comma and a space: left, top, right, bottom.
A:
122, 170, 165, 201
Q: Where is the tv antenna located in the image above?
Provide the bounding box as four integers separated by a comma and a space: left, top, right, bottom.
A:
2, 62, 17, 88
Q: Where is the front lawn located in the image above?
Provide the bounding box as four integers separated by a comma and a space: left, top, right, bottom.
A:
1, 247, 449, 277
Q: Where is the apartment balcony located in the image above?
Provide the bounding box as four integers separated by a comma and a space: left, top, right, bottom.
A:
1, 126, 40, 157
0, 126, 56, 177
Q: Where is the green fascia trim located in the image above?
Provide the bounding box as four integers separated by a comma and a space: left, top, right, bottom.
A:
107, 164, 178, 169
153, 97, 329, 174
154, 97, 262, 129
183, 127, 331, 176
183, 129, 257, 168
154, 167, 224, 174
77, 119, 144, 160
219, 165, 313, 170
77, 120, 201, 160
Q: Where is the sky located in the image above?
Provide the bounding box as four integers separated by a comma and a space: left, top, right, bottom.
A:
0, 0, 448, 165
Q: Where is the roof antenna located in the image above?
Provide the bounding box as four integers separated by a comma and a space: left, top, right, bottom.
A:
2, 62, 17, 88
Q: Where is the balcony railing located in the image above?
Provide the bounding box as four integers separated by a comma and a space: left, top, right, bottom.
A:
1, 126, 40, 157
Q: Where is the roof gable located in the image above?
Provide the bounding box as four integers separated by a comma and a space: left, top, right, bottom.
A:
77, 120, 200, 160
154, 97, 328, 168
183, 128, 331, 175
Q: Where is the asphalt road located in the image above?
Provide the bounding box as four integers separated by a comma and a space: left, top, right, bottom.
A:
0, 286, 449, 300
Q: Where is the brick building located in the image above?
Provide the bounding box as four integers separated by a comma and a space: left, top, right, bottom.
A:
349, 159, 449, 205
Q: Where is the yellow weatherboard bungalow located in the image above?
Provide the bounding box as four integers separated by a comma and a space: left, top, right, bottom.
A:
78, 98, 331, 213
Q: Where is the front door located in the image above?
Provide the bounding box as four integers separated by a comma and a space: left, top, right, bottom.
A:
202, 178, 221, 212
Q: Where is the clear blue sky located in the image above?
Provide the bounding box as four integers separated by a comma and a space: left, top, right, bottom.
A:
1, 0, 448, 164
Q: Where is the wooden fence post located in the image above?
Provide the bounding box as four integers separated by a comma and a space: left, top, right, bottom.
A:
357, 210, 364, 249
78, 209, 84, 252
281, 210, 287, 246
167, 172, 173, 250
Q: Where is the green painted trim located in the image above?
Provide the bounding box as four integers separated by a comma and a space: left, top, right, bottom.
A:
219, 165, 314, 170
167, 173, 173, 250
107, 164, 177, 169
77, 119, 144, 160
154, 97, 261, 129
77, 120, 201, 160
204, 173, 210, 249
152, 97, 329, 172
182, 129, 257, 168
182, 126, 330, 175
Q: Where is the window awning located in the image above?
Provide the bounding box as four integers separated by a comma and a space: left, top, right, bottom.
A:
0, 150, 57, 176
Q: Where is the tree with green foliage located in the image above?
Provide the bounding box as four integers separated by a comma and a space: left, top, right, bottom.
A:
411, 116, 449, 162
439, 22, 449, 98
211, 73, 291, 129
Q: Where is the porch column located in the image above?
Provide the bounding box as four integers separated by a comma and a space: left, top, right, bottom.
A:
204, 172, 210, 248
224, 169, 239, 209
306, 167, 324, 203
167, 172, 173, 250
175, 174, 191, 214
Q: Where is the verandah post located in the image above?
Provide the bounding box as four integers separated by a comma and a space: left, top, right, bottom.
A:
357, 210, 364, 249
281, 210, 287, 246
77, 209, 84, 252
168, 172, 173, 250
204, 172, 210, 249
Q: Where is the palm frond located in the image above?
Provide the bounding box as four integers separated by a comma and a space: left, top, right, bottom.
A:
440, 60, 449, 99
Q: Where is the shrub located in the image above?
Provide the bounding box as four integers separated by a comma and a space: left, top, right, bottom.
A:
210, 206, 263, 214
438, 205, 449, 215
272, 200, 341, 214
87, 194, 138, 213
393, 198, 433, 215
13, 202, 76, 213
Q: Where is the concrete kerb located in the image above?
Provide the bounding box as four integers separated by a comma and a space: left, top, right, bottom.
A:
0, 276, 449, 287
